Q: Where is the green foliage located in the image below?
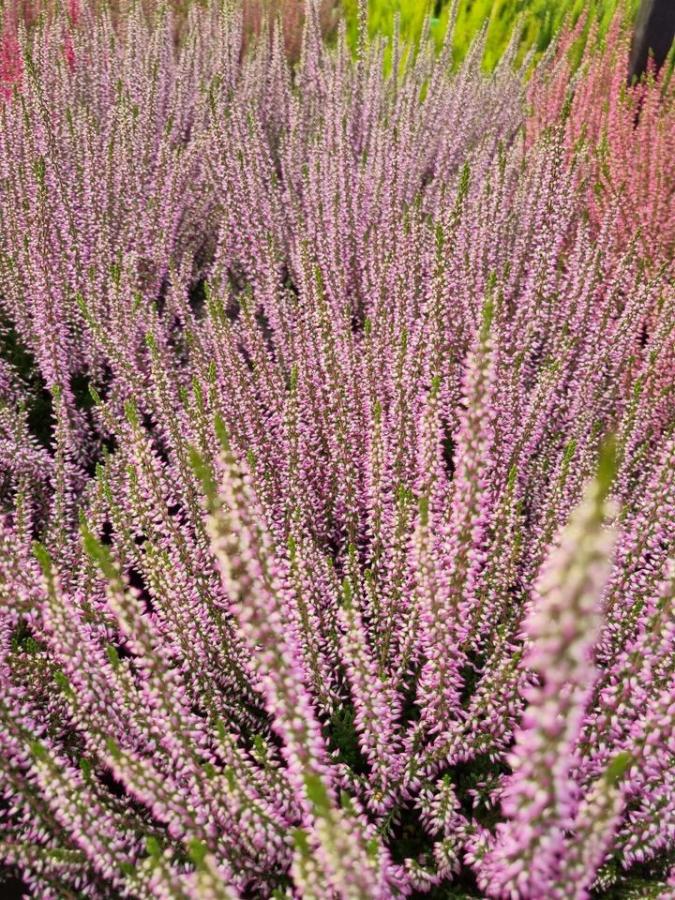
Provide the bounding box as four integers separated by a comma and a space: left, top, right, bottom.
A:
341, 0, 641, 70
0, 316, 53, 448
303, 773, 332, 813
596, 855, 675, 898
326, 704, 368, 773
10, 620, 42, 656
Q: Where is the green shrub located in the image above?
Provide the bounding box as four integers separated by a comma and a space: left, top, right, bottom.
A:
341, 0, 641, 69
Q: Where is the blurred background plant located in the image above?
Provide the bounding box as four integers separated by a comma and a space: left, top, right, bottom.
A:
0, 0, 645, 68
0, 0, 340, 57
342, 0, 643, 69
526, 11, 674, 266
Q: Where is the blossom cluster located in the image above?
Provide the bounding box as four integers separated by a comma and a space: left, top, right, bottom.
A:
0, 3, 673, 898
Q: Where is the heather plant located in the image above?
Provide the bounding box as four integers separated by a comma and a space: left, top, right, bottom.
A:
1, 0, 644, 71
0, 2, 674, 899
0, 0, 339, 59
527, 11, 675, 266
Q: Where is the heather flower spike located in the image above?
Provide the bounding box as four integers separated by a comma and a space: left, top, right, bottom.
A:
480, 443, 619, 897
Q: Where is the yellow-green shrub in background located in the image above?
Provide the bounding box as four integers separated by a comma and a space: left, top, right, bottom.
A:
341, 0, 641, 69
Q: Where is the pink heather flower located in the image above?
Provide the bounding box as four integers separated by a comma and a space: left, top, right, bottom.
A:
527, 11, 675, 265
67, 0, 81, 25
63, 29, 76, 72
479, 462, 618, 898
0, 20, 22, 100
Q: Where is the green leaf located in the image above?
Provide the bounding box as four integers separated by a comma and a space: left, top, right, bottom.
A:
214, 415, 229, 450
304, 773, 332, 813
563, 439, 577, 466
33, 156, 46, 187
341, 577, 353, 610
145, 836, 161, 859
292, 828, 311, 854
480, 294, 495, 340
604, 751, 632, 787
596, 434, 617, 499
187, 838, 208, 866
457, 161, 470, 203
88, 384, 102, 406
32, 542, 52, 576
106, 737, 121, 759
75, 292, 88, 316
30, 741, 48, 762
188, 446, 217, 503
53, 671, 73, 696
81, 529, 117, 581
419, 494, 429, 527
124, 400, 139, 428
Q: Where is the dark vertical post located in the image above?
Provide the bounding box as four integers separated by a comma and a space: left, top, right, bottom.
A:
629, 0, 675, 81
